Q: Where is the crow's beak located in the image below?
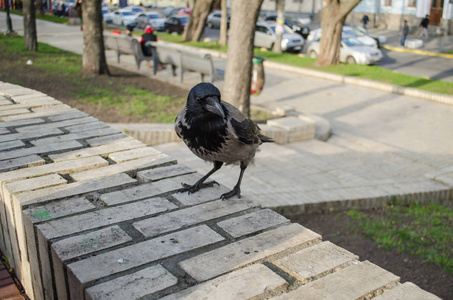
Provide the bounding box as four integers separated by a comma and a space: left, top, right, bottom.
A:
205, 97, 225, 118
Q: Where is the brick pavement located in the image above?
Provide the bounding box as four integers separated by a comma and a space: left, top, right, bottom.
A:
0, 83, 442, 299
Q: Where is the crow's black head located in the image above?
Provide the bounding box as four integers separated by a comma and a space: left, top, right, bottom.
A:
186, 83, 225, 119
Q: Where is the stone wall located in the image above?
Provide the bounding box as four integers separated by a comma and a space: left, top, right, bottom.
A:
0, 82, 440, 299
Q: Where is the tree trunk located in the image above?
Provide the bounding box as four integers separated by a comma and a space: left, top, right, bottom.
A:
37, 0, 45, 17
5, 0, 14, 34
23, 0, 38, 51
218, 0, 227, 46
82, 0, 110, 75
272, 0, 285, 53
183, 0, 213, 42
317, 0, 361, 66
223, 0, 264, 117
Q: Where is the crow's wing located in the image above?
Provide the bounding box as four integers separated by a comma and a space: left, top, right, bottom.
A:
222, 102, 261, 145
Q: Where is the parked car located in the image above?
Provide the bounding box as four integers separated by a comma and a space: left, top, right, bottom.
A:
254, 22, 304, 52
306, 37, 383, 65
163, 6, 184, 17
206, 10, 230, 29
102, 7, 114, 23
164, 16, 189, 34
176, 8, 192, 16
307, 26, 378, 48
123, 5, 146, 14
111, 9, 138, 27
136, 12, 166, 31
346, 23, 387, 47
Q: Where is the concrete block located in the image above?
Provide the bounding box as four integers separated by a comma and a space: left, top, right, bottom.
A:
374, 282, 441, 300
405, 39, 423, 49
65, 121, 109, 133
137, 164, 196, 182
2, 107, 79, 122
46, 110, 89, 122
49, 138, 145, 162
0, 140, 84, 161
85, 133, 131, 147
133, 199, 255, 238
0, 127, 63, 143
0, 140, 25, 151
108, 147, 162, 162
0, 108, 31, 118
0, 156, 108, 184
85, 264, 178, 300
0, 127, 10, 134
0, 117, 45, 128
30, 127, 120, 145
267, 116, 315, 143
161, 264, 287, 300
4, 174, 67, 195
179, 223, 321, 282
172, 177, 233, 206
0, 154, 45, 172
15, 116, 98, 133
274, 241, 358, 281
51, 226, 133, 300
259, 124, 288, 144
37, 197, 176, 240
67, 225, 224, 297
273, 261, 399, 299
217, 209, 289, 238
70, 154, 176, 182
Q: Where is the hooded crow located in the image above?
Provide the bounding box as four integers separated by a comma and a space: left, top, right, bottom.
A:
175, 82, 273, 199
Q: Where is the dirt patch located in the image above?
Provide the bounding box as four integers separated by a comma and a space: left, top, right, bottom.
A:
290, 211, 453, 299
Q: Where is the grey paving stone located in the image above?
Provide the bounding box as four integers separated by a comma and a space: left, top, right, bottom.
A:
161, 264, 287, 300
0, 117, 45, 128
4, 174, 67, 195
137, 164, 196, 182
133, 198, 256, 238
273, 261, 399, 300
172, 183, 233, 206
0, 99, 61, 111
217, 209, 289, 238
0, 140, 84, 161
0, 140, 25, 151
30, 127, 121, 145
46, 110, 90, 122
108, 147, 162, 162
49, 138, 145, 162
37, 197, 176, 240
0, 154, 45, 172
0, 127, 63, 143
0, 108, 31, 118
85, 133, 131, 147
179, 223, 321, 282
70, 154, 176, 182
67, 225, 224, 285
0, 127, 10, 134
85, 264, 177, 300
274, 241, 358, 281
374, 282, 441, 300
65, 121, 109, 133
15, 116, 99, 133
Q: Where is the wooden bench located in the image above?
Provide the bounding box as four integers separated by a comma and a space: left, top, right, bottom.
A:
146, 41, 220, 83
103, 32, 152, 70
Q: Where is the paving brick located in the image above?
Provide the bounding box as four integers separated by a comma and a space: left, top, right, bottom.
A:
12, 95, 58, 104
10, 93, 47, 101
133, 198, 255, 238
217, 209, 289, 238
49, 138, 145, 162
0, 100, 61, 111
15, 116, 99, 133
67, 225, 224, 290
0, 117, 45, 128
0, 127, 63, 143
172, 182, 233, 206
0, 140, 25, 151
30, 127, 121, 145
0, 127, 10, 134
37, 197, 176, 240
374, 282, 441, 300
65, 121, 109, 133
137, 164, 196, 182
0, 156, 108, 184
85, 264, 177, 300
273, 261, 399, 300
0, 140, 83, 161
108, 147, 162, 162
70, 154, 176, 182
161, 263, 287, 300
4, 174, 67, 195
267, 116, 315, 143
179, 223, 321, 282
0, 155, 45, 172
85, 133, 131, 147
0, 108, 31, 118
46, 110, 89, 122
274, 241, 358, 282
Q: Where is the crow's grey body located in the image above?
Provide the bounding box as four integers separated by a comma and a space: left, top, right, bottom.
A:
175, 83, 272, 199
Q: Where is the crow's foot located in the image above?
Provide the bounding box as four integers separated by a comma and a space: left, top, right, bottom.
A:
221, 186, 241, 200
179, 180, 219, 194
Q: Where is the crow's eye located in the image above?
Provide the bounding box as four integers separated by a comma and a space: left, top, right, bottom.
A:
196, 97, 201, 103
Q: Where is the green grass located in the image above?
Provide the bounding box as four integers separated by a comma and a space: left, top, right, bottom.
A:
346, 202, 453, 273
155, 32, 453, 96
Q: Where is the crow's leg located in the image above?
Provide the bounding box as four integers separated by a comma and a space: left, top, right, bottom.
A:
179, 161, 222, 194
221, 162, 246, 200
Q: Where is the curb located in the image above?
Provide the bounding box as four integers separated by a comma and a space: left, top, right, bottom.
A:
382, 45, 453, 59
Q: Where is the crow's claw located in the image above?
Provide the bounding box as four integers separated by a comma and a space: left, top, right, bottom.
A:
179, 180, 219, 194
220, 186, 241, 200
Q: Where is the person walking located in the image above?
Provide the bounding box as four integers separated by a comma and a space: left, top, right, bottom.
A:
75, 0, 83, 31
400, 20, 409, 47
361, 13, 370, 30
418, 15, 429, 39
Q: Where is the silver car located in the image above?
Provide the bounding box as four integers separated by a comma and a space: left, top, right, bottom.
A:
254, 22, 304, 52
206, 10, 230, 29
306, 37, 383, 65
136, 12, 166, 31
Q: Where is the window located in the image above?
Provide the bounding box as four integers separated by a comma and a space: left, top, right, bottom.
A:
408, 0, 416, 6
383, 0, 392, 6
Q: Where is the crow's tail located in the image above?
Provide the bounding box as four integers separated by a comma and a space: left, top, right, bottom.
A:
259, 134, 274, 143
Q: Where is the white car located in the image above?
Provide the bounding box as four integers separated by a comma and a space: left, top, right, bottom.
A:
111, 9, 138, 27
254, 22, 305, 52
102, 7, 113, 23
307, 26, 378, 48
306, 37, 383, 65
136, 12, 166, 31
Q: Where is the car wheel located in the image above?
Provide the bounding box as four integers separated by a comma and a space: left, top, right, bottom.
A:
309, 50, 318, 59
207, 22, 213, 28
268, 43, 274, 51
346, 56, 357, 64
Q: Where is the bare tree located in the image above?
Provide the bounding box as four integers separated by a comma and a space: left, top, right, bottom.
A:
223, 0, 264, 117
272, 0, 285, 53
218, 0, 227, 46
23, 0, 38, 51
317, 0, 361, 66
183, 0, 214, 42
82, 0, 109, 75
